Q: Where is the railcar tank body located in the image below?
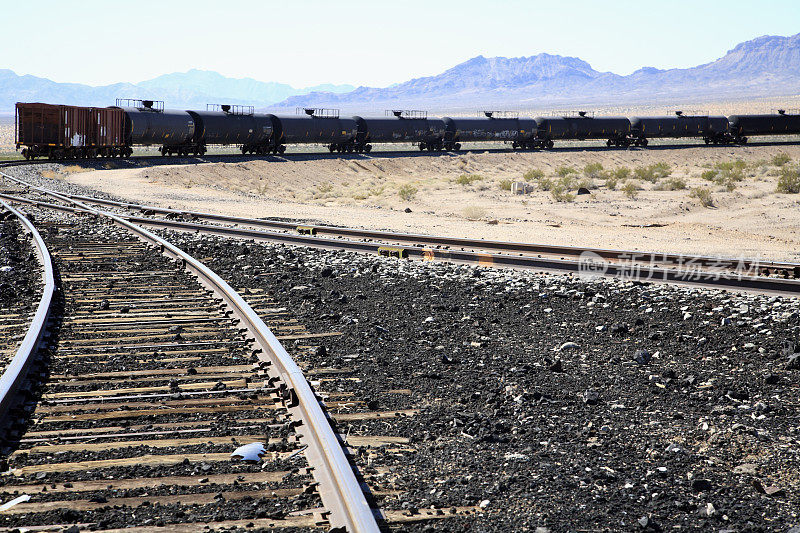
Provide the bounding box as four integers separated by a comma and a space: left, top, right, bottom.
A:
535, 114, 630, 147
442, 116, 537, 149
119, 106, 198, 155
188, 109, 275, 154
728, 111, 800, 143
276, 114, 360, 152
355, 116, 446, 151
630, 114, 727, 145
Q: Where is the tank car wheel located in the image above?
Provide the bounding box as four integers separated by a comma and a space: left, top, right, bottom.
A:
454, 143, 461, 151
278, 145, 285, 154
328, 144, 336, 153
419, 143, 426, 151
546, 140, 554, 149
740, 137, 748, 144
641, 138, 648, 147
365, 144, 372, 153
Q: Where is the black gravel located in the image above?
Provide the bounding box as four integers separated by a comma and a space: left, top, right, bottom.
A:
165, 231, 800, 532
0, 212, 37, 312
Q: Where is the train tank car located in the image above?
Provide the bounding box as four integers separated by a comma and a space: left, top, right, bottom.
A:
188, 105, 276, 155
535, 112, 630, 147
442, 112, 538, 150
116, 100, 198, 156
275, 108, 359, 153
355, 111, 446, 152
630, 112, 730, 146
728, 110, 800, 143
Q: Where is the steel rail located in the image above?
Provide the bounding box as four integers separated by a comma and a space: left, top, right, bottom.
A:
0, 172, 380, 533
0, 199, 55, 424
58, 193, 800, 276
2, 188, 800, 297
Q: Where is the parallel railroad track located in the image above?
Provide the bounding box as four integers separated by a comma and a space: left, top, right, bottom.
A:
2, 170, 800, 297
0, 193, 388, 531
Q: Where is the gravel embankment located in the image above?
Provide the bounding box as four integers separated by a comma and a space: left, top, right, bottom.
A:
165, 231, 800, 531
0, 211, 39, 371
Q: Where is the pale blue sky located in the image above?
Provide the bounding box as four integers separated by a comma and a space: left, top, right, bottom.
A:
3, 0, 798, 87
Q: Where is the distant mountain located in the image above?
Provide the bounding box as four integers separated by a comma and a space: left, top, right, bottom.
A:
273, 33, 800, 112
0, 69, 354, 112
137, 69, 354, 106
4, 33, 799, 115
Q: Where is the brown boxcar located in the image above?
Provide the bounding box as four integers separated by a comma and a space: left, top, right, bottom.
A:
16, 102, 127, 159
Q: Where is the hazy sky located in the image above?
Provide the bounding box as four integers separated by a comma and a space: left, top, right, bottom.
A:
3, 0, 798, 88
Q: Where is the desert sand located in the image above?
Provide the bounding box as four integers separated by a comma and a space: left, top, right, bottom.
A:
57, 142, 800, 262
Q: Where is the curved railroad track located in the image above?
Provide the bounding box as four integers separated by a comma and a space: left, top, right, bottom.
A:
2, 169, 799, 297
0, 190, 385, 531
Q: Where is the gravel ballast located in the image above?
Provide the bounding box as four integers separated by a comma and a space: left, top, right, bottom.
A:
165, 231, 800, 531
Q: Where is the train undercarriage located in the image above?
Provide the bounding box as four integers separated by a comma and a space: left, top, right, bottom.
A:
20, 144, 133, 160
328, 141, 372, 154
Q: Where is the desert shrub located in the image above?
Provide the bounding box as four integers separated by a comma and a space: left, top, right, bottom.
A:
701, 170, 719, 181
398, 184, 417, 200
621, 180, 640, 199
776, 165, 800, 193
523, 168, 544, 182
462, 205, 487, 220
318, 182, 334, 193
583, 162, 604, 179
655, 176, 687, 191
456, 174, 483, 185
369, 185, 385, 196
605, 176, 619, 190
612, 166, 631, 180
352, 192, 369, 200
634, 162, 671, 182
701, 163, 745, 191
537, 176, 555, 191
555, 165, 578, 177
40, 170, 59, 179
577, 178, 597, 190
690, 187, 714, 207
550, 183, 575, 202
557, 174, 578, 190
498, 179, 512, 191
715, 159, 747, 172
771, 152, 792, 167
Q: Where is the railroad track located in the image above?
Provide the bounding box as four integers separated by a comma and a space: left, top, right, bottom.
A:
2, 170, 800, 296
0, 194, 399, 531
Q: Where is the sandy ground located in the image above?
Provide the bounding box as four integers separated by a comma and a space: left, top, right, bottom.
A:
58, 142, 800, 262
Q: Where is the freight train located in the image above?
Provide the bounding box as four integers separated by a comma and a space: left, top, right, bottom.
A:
13, 100, 800, 160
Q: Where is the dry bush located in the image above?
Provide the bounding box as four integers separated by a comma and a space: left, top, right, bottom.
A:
612, 167, 631, 180
40, 170, 59, 179
690, 187, 714, 207
523, 168, 544, 182
550, 183, 575, 202
701, 161, 746, 191
621, 180, 640, 199
318, 182, 334, 193
577, 178, 597, 190
771, 152, 791, 167
462, 205, 487, 220
655, 176, 687, 191
583, 162, 604, 179
555, 166, 577, 178
456, 174, 483, 185
498, 179, 512, 191
634, 162, 671, 183
604, 176, 619, 190
776, 166, 800, 193
398, 184, 417, 200
537, 176, 555, 191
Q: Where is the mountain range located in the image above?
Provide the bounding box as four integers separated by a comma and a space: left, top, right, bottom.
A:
0, 69, 353, 113
2, 33, 799, 115
273, 33, 800, 112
